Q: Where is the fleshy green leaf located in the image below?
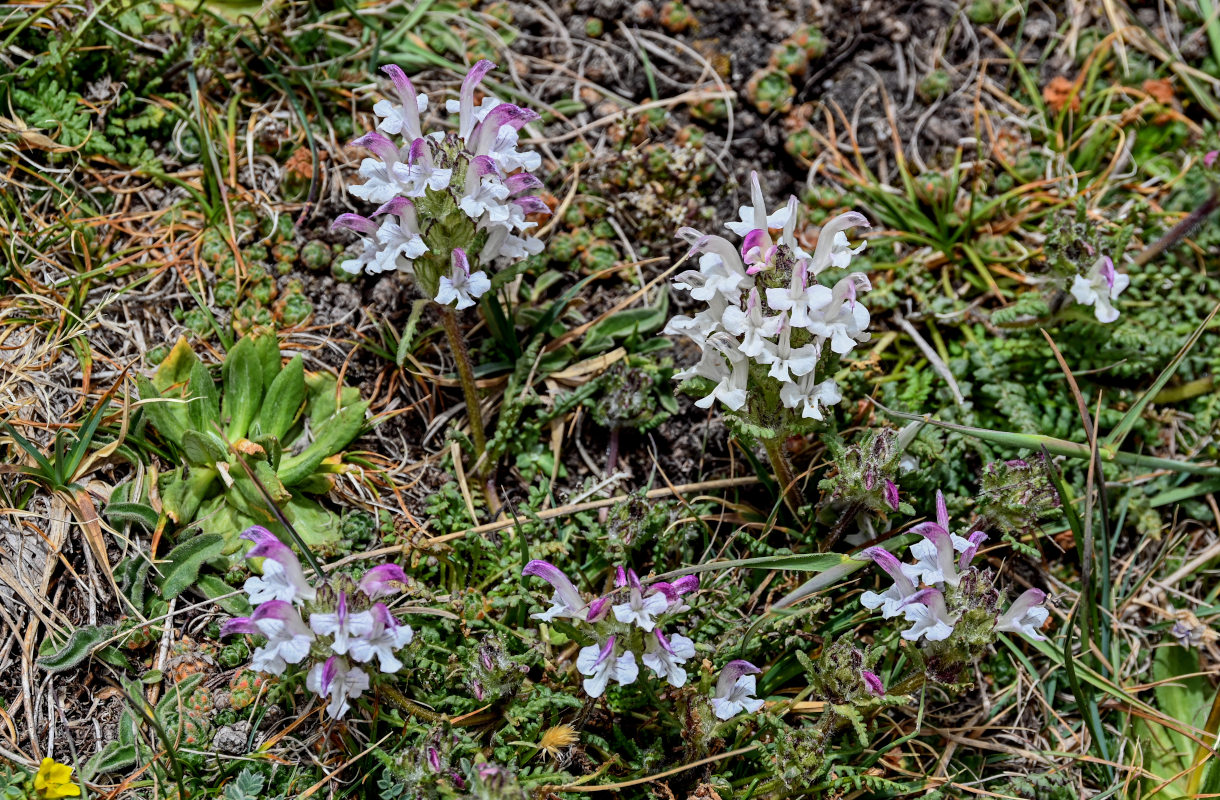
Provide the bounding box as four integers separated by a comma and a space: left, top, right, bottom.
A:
578, 304, 668, 356
253, 331, 284, 390
180, 429, 228, 466
152, 337, 198, 393
277, 400, 368, 486
105, 501, 160, 531
137, 375, 187, 447
37, 624, 116, 672
155, 673, 203, 726
230, 458, 289, 515
197, 575, 252, 617
258, 354, 304, 440
160, 466, 218, 526
187, 359, 221, 432
304, 371, 361, 423
86, 741, 140, 776
222, 335, 264, 440
158, 533, 225, 599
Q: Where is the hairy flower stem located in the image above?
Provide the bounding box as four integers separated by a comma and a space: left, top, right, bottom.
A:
823, 500, 864, 551
606, 426, 621, 476
380, 683, 448, 723
1134, 188, 1219, 267
887, 670, 928, 697
598, 428, 621, 524
764, 436, 803, 516
439, 304, 488, 474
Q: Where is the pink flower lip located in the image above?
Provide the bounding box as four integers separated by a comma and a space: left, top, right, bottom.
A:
371, 197, 414, 218
740, 228, 766, 260
1098, 255, 1116, 289
715, 659, 761, 698
319, 655, 339, 693
593, 635, 616, 668
506, 173, 543, 194
359, 563, 409, 599
220, 617, 259, 637
522, 559, 585, 613
672, 575, 699, 595
349, 131, 398, 163
331, 213, 378, 235
513, 196, 551, 216
586, 597, 611, 622
407, 137, 427, 164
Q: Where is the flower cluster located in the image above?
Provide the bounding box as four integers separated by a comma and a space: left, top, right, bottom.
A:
523, 560, 703, 697
805, 638, 888, 705
1070, 254, 1129, 323
665, 172, 871, 422
820, 427, 917, 529
857, 491, 1049, 645
523, 560, 767, 719
334, 60, 549, 309
221, 527, 414, 718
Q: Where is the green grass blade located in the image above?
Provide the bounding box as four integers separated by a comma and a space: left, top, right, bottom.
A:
65, 398, 109, 480
873, 400, 1220, 476
1105, 301, 1219, 450
2, 421, 57, 478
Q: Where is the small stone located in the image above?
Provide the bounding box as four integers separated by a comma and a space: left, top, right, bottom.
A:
212, 721, 252, 755
627, 0, 655, 23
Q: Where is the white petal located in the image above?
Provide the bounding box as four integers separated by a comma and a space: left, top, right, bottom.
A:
615, 652, 639, 686
576, 643, 603, 676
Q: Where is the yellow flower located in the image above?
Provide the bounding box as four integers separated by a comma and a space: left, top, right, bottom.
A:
34, 758, 80, 799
